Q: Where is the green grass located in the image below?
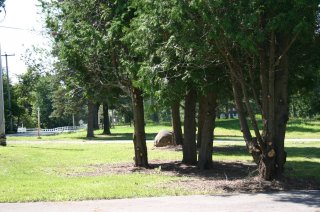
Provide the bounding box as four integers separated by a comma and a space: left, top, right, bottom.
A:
0, 143, 185, 202
2, 118, 319, 202
0, 140, 319, 202
7, 118, 320, 142
214, 118, 320, 139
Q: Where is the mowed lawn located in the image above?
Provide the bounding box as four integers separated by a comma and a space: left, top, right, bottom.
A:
1, 118, 319, 202
7, 118, 320, 141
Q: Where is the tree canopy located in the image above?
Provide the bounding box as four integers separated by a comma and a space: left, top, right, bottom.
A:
20, 0, 320, 180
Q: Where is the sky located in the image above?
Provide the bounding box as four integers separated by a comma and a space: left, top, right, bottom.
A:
0, 0, 49, 82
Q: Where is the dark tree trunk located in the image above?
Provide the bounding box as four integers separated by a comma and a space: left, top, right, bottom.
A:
125, 114, 132, 126
87, 100, 95, 138
171, 100, 183, 145
182, 87, 197, 165
93, 103, 100, 130
231, 78, 261, 164
131, 87, 149, 168
262, 34, 289, 178
197, 96, 206, 148
150, 96, 159, 123
255, 33, 289, 180
198, 91, 217, 170
103, 102, 111, 135
151, 112, 159, 123
225, 105, 229, 119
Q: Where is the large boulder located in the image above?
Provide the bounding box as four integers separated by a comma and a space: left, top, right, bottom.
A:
154, 130, 174, 147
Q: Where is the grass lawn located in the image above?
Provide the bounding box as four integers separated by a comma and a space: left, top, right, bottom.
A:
0, 143, 184, 202
0, 139, 319, 202
7, 118, 320, 142
1, 118, 319, 202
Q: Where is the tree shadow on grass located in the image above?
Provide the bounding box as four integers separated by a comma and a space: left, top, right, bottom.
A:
286, 126, 320, 133
216, 118, 320, 134
144, 159, 320, 192
212, 145, 320, 158
148, 161, 257, 180
215, 119, 242, 131
79, 133, 133, 141
77, 133, 158, 141
214, 135, 244, 141
28, 146, 85, 151
213, 145, 248, 156
153, 144, 320, 188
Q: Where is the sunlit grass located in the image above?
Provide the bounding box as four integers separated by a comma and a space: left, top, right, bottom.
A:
8, 118, 320, 142
0, 139, 319, 202
0, 143, 184, 202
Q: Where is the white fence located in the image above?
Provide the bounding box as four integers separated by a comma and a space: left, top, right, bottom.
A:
17, 126, 86, 134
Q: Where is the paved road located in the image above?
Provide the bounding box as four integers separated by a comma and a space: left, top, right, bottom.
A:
1, 190, 319, 212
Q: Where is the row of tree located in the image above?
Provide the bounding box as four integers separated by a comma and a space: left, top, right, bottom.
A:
35, 0, 320, 180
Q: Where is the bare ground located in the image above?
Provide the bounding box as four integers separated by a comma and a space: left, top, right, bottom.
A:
67, 146, 320, 194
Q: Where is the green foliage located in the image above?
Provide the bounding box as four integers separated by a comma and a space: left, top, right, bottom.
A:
2, 76, 24, 132
13, 67, 80, 128
0, 0, 4, 11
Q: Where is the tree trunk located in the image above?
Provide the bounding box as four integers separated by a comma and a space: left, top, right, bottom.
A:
87, 100, 95, 138
131, 87, 149, 168
151, 112, 159, 123
171, 100, 183, 145
93, 103, 100, 130
270, 35, 289, 178
257, 34, 289, 180
197, 96, 206, 148
231, 79, 261, 164
182, 87, 197, 165
103, 102, 111, 135
198, 91, 217, 170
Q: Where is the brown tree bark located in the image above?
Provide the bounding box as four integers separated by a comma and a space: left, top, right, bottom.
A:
171, 100, 183, 145
231, 77, 261, 164
261, 34, 289, 178
197, 96, 206, 148
87, 100, 95, 138
215, 12, 294, 180
182, 87, 197, 165
93, 103, 100, 130
103, 102, 111, 135
198, 91, 217, 170
131, 87, 149, 168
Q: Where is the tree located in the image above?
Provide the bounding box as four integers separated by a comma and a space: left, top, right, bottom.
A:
42, 0, 115, 137
198, 91, 217, 169
288, 35, 320, 118
102, 102, 111, 135
2, 76, 23, 133
171, 100, 183, 145
197, 0, 320, 179
42, 0, 150, 167
0, 0, 5, 12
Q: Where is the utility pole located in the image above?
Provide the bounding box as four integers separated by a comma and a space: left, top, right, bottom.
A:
0, 45, 6, 146
1, 53, 15, 132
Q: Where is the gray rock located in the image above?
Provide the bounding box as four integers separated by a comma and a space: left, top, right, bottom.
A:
154, 130, 174, 147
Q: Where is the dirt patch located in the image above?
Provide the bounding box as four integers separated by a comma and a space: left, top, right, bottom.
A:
69, 159, 320, 193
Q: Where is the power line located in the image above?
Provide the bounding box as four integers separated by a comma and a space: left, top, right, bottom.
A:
0, 25, 44, 33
